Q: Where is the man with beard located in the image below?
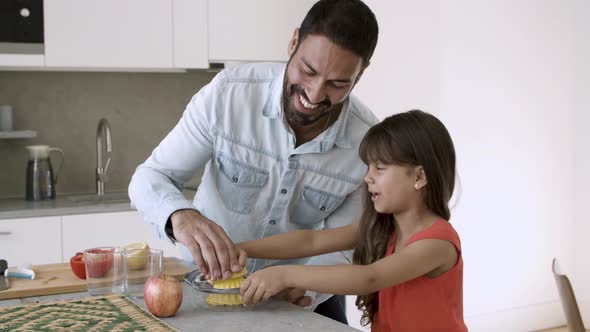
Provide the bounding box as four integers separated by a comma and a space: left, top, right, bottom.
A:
129, 0, 378, 324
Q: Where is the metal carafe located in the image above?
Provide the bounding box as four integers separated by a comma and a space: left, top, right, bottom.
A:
25, 145, 64, 201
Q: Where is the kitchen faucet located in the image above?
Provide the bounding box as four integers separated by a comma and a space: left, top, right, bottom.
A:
96, 118, 112, 196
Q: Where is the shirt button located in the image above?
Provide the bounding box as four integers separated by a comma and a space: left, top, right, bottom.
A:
320, 206, 326, 211
232, 177, 238, 183
280, 188, 287, 194
269, 220, 276, 225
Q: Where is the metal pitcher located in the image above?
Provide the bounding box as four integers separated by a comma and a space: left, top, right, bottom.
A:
25, 145, 64, 201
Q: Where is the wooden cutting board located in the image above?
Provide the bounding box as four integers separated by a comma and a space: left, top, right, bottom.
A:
0, 257, 191, 300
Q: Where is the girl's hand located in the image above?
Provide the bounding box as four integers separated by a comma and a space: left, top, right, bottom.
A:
240, 266, 288, 305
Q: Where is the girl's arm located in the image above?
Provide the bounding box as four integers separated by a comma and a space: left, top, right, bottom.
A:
238, 222, 358, 260
241, 238, 459, 304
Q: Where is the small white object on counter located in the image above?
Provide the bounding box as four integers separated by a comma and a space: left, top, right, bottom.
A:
5, 264, 35, 279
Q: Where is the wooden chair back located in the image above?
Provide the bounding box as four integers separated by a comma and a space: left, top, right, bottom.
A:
552, 258, 586, 332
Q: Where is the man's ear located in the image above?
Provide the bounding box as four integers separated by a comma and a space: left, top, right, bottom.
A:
288, 28, 299, 57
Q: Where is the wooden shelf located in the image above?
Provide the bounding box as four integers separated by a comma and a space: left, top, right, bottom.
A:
0, 130, 37, 139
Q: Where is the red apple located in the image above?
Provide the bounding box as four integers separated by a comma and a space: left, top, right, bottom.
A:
144, 275, 183, 317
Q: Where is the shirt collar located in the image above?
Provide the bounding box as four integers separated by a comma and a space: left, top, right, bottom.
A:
261, 69, 284, 119
331, 100, 353, 149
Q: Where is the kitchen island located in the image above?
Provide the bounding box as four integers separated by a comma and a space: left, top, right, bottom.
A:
0, 283, 358, 332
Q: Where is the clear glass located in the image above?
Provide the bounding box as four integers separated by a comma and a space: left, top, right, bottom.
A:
83, 246, 126, 296
124, 248, 163, 298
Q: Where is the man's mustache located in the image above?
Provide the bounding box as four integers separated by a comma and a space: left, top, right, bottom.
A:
290, 84, 331, 108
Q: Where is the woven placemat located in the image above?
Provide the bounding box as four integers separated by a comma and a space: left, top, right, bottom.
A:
0, 294, 178, 332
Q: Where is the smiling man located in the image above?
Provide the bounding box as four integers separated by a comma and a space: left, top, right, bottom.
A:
129, 0, 379, 324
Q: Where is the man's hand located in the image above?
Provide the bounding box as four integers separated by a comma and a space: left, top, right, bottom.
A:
170, 209, 243, 280
274, 288, 312, 307
236, 245, 248, 270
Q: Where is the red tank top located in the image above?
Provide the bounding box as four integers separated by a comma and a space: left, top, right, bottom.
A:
371, 220, 467, 332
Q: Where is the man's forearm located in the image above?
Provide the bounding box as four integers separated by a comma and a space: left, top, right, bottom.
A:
129, 166, 195, 239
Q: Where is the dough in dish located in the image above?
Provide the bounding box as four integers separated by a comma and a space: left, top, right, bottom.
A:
206, 268, 248, 306
206, 293, 244, 306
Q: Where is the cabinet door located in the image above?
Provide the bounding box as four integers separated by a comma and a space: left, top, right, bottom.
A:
173, 0, 208, 69
209, 0, 316, 62
44, 0, 173, 69
61, 211, 180, 261
0, 54, 44, 67
0, 217, 62, 266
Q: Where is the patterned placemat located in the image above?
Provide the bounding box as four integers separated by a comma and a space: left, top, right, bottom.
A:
0, 294, 178, 332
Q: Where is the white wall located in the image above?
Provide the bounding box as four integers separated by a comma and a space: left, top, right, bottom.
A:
348, 1, 440, 330
346, 1, 582, 331
354, 1, 440, 118
441, 2, 575, 330
573, 0, 590, 325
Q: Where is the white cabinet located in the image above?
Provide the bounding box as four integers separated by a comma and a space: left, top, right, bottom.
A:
61, 211, 180, 261
0, 217, 62, 266
0, 211, 180, 268
4, 0, 310, 70
173, 0, 209, 69
44, 0, 174, 69
208, 0, 316, 62
0, 54, 44, 68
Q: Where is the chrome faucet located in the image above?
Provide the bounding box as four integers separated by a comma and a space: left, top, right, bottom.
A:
96, 118, 112, 196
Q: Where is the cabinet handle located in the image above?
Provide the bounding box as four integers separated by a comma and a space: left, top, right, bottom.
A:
0, 231, 12, 235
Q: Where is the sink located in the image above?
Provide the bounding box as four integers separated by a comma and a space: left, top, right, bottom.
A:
66, 192, 129, 203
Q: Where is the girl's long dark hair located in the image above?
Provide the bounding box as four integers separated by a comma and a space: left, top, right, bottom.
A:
353, 110, 456, 326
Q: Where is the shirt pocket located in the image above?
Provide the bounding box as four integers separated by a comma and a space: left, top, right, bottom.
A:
215, 154, 269, 214
291, 185, 346, 226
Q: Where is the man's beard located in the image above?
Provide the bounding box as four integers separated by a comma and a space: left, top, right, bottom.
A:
282, 72, 338, 127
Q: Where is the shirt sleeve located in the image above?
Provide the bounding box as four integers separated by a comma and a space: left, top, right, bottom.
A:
302, 186, 363, 308
128, 71, 225, 240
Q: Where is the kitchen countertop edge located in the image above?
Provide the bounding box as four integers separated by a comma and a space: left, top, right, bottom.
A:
0, 201, 134, 220
0, 190, 196, 220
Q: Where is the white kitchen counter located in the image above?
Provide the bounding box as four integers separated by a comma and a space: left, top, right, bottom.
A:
0, 189, 197, 220
0, 195, 133, 220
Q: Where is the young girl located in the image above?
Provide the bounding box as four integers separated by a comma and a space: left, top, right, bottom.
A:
238, 110, 466, 332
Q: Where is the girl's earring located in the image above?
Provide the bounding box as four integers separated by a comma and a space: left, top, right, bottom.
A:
414, 183, 419, 190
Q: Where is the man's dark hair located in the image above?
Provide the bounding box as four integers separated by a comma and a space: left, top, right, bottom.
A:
298, 0, 379, 65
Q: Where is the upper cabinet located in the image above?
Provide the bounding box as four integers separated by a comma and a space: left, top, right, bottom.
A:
44, 0, 175, 69
43, 0, 208, 69
173, 0, 208, 69
1, 0, 314, 70
209, 0, 316, 63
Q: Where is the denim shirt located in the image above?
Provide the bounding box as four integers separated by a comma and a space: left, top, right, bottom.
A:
129, 62, 379, 305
